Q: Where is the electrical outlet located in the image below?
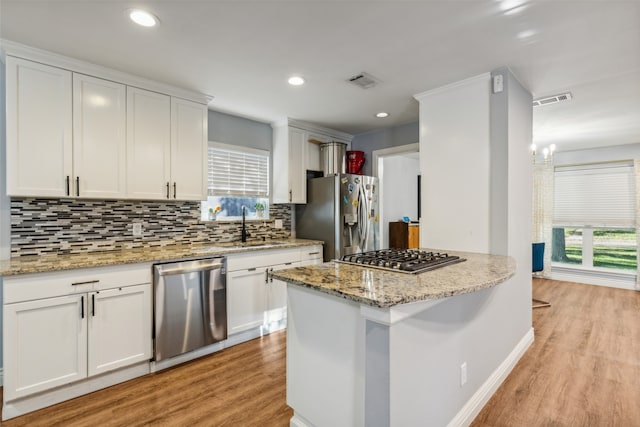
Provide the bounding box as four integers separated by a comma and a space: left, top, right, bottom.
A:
460, 362, 467, 386
274, 219, 283, 229
132, 223, 143, 237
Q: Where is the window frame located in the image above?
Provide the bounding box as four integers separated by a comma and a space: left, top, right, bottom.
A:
202, 141, 270, 222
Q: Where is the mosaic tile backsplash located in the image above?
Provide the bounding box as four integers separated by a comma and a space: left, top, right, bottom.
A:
11, 198, 292, 257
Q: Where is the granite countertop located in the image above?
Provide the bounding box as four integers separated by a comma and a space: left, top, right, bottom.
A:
271, 250, 516, 308
0, 238, 324, 276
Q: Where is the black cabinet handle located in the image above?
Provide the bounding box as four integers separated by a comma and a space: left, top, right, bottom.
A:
289, 190, 292, 202
92, 294, 95, 317
173, 182, 177, 199
65, 176, 70, 196
166, 182, 170, 199
75, 177, 80, 197
270, 267, 274, 283
81, 296, 84, 319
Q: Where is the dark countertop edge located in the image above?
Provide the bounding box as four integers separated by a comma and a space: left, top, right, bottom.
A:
0, 239, 324, 277
271, 262, 517, 308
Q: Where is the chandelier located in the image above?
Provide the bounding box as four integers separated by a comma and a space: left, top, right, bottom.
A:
530, 143, 555, 164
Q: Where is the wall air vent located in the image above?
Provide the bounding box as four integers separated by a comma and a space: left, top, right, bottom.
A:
533, 92, 573, 107
347, 72, 380, 89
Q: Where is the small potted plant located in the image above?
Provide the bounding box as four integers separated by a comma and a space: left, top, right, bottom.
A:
255, 202, 266, 218
208, 205, 221, 221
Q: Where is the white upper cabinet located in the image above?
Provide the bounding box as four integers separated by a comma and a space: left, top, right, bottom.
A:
4, 50, 209, 201
73, 74, 127, 198
170, 97, 207, 201
273, 126, 307, 204
126, 87, 172, 199
6, 57, 73, 197
272, 120, 353, 204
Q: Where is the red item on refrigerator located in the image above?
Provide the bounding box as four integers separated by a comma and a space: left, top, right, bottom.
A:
346, 150, 365, 175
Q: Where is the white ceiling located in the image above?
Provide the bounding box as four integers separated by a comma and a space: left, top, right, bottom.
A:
1, 1, 639, 151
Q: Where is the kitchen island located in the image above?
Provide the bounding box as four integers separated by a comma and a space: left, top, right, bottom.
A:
272, 250, 526, 427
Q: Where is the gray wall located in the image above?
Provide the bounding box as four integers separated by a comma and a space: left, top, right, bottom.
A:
208, 110, 271, 151
351, 121, 419, 176
554, 142, 640, 165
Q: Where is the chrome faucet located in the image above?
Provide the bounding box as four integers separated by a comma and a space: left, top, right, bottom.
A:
241, 206, 251, 243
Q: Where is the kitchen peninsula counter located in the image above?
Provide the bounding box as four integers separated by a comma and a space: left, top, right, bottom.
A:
0, 238, 323, 276
271, 250, 525, 427
271, 250, 515, 308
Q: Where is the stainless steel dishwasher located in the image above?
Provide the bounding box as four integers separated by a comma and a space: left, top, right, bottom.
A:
153, 257, 227, 361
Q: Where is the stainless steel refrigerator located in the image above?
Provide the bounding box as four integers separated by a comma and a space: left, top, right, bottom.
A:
296, 174, 380, 262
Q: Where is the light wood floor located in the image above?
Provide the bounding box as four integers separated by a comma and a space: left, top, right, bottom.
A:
473, 278, 640, 427
0, 331, 292, 426
2, 278, 639, 426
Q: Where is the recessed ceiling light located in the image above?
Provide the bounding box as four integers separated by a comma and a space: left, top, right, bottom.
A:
129, 9, 158, 27
288, 76, 305, 86
375, 112, 389, 118
517, 29, 537, 40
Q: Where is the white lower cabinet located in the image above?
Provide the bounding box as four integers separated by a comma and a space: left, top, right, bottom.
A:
267, 262, 298, 325
3, 265, 152, 403
226, 245, 323, 337
227, 267, 269, 335
4, 294, 87, 400
88, 284, 152, 376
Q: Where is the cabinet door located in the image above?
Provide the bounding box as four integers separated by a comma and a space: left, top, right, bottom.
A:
6, 57, 73, 197
87, 284, 152, 376
126, 87, 171, 200
4, 295, 87, 401
73, 73, 127, 198
227, 268, 268, 335
288, 128, 307, 203
267, 262, 298, 324
170, 97, 207, 200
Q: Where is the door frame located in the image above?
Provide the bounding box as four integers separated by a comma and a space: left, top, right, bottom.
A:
372, 143, 419, 248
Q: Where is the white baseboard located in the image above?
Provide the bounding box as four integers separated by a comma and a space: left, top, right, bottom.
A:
290, 412, 314, 427
551, 266, 638, 291
447, 327, 535, 427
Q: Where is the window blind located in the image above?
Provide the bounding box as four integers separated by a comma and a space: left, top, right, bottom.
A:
553, 162, 635, 228
207, 144, 269, 197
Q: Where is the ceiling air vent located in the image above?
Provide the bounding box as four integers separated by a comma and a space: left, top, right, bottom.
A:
533, 92, 573, 107
347, 72, 380, 89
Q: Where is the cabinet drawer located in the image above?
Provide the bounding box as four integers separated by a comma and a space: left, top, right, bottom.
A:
300, 245, 323, 261
226, 248, 301, 272
3, 263, 152, 304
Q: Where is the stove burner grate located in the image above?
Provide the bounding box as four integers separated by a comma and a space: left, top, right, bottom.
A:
339, 249, 466, 274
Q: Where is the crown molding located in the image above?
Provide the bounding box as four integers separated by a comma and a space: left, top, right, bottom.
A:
0, 39, 213, 105
271, 118, 353, 142
414, 73, 491, 101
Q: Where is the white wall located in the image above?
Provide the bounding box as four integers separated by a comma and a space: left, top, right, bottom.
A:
413, 69, 533, 424
381, 155, 419, 247
417, 74, 491, 252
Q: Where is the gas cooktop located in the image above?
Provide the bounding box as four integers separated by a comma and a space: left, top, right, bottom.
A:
339, 249, 466, 274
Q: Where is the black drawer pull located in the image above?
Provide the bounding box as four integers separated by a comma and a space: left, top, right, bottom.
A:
81, 296, 84, 319
71, 280, 99, 286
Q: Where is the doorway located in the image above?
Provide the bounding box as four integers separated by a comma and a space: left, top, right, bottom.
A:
372, 143, 420, 249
